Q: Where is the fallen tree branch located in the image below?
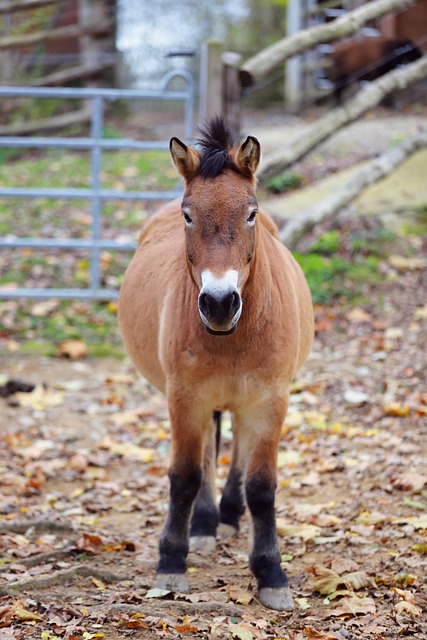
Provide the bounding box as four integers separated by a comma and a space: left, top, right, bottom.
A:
280, 128, 427, 249
0, 106, 92, 136
0, 519, 75, 534
260, 55, 427, 181
242, 0, 415, 84
0, 21, 112, 50
107, 601, 245, 617
0, 565, 127, 597
0, 547, 75, 573
0, 0, 54, 13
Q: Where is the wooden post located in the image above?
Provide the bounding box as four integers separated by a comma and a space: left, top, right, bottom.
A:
285, 0, 302, 108
199, 40, 223, 123
222, 51, 242, 141
78, 0, 105, 73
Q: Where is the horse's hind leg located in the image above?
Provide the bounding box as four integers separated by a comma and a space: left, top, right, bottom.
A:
218, 423, 246, 536
189, 412, 219, 553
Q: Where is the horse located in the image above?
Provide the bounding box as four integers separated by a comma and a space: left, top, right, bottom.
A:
327, 36, 422, 104
118, 117, 314, 611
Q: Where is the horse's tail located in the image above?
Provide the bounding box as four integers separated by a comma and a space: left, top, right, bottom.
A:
213, 410, 222, 458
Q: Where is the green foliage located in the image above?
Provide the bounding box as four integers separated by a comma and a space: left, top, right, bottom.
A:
266, 172, 303, 194
294, 225, 397, 304
307, 230, 340, 255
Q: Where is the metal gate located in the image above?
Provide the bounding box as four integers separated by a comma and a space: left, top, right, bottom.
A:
0, 71, 194, 300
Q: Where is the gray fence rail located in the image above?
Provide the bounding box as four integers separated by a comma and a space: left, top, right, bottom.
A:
0, 71, 194, 300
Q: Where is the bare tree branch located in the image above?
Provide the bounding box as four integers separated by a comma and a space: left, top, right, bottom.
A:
260, 55, 427, 181
242, 0, 417, 84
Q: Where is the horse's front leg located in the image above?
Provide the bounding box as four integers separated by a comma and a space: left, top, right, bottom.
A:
239, 396, 294, 611
156, 396, 204, 593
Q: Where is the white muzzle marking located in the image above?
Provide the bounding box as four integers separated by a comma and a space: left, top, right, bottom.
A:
199, 269, 242, 331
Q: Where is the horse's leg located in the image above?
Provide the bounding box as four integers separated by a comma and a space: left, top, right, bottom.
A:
156, 398, 205, 593
218, 420, 246, 536
239, 397, 294, 611
189, 412, 219, 553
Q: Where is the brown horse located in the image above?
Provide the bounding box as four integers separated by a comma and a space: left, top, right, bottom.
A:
118, 117, 314, 610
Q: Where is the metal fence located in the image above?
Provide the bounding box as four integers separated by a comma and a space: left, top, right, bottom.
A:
0, 71, 194, 300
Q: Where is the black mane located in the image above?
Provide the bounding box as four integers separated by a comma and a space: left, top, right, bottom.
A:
197, 116, 236, 179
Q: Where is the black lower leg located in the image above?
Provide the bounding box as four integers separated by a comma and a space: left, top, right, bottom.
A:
158, 467, 202, 575
245, 475, 288, 590
220, 466, 245, 530
190, 479, 218, 537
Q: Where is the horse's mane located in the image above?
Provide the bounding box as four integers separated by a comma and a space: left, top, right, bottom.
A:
197, 116, 236, 179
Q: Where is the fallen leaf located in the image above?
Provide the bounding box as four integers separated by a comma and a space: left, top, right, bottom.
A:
31, 300, 59, 317
13, 385, 64, 410
174, 615, 198, 633
383, 402, 411, 417
304, 628, 340, 639
388, 255, 425, 271
394, 514, 427, 529
392, 587, 422, 616
343, 389, 369, 405
308, 565, 341, 595
57, 339, 88, 360
145, 588, 172, 599
277, 521, 321, 541
325, 595, 376, 618
100, 437, 155, 462
12, 602, 44, 622
346, 308, 372, 323
226, 585, 253, 605
395, 600, 422, 616
230, 623, 253, 640
392, 472, 427, 492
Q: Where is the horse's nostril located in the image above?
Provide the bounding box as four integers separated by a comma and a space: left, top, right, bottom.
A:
199, 292, 211, 318
229, 292, 240, 317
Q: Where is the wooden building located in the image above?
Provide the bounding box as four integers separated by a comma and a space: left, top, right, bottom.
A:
0, 0, 117, 87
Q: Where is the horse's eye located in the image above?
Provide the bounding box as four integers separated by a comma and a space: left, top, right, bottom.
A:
182, 211, 192, 225
247, 209, 257, 224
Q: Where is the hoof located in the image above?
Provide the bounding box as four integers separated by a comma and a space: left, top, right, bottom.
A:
155, 572, 189, 593
217, 522, 238, 538
258, 586, 294, 611
189, 535, 216, 554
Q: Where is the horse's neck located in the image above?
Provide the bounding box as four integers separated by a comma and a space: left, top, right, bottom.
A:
241, 228, 275, 329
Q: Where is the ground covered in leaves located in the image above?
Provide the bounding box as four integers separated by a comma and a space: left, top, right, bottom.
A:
0, 215, 426, 639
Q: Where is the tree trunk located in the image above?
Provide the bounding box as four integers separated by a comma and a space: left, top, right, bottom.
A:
260, 55, 427, 182
280, 128, 427, 249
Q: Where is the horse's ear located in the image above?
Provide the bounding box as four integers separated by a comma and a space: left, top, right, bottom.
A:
170, 137, 201, 181
234, 136, 261, 176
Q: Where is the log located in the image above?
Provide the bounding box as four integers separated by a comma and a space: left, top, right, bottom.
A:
24, 63, 112, 86
0, 0, 54, 13
0, 106, 91, 136
280, 128, 427, 249
260, 55, 427, 181
0, 20, 112, 50
242, 0, 416, 84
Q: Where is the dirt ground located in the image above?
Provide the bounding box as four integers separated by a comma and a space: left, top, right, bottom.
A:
1, 233, 426, 639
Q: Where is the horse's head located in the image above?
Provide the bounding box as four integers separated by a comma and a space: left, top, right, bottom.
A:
170, 117, 261, 336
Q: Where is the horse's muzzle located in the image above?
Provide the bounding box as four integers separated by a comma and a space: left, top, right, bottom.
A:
198, 289, 242, 335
